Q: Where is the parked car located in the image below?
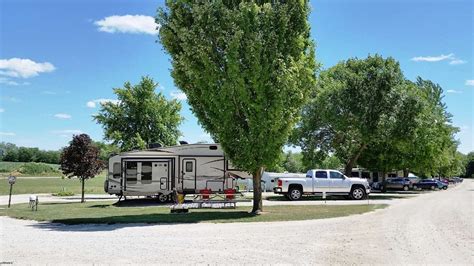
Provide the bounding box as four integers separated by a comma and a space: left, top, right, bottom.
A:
436, 180, 448, 190
380, 178, 411, 192
439, 178, 449, 185
413, 179, 438, 190
371, 181, 383, 190
273, 169, 371, 200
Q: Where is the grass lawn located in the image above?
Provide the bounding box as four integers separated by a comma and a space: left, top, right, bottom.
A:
0, 175, 106, 195
0, 201, 387, 224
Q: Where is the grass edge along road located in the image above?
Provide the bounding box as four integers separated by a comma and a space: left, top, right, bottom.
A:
0, 201, 387, 224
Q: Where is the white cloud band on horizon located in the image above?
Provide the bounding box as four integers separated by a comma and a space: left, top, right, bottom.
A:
411, 53, 454, 62
170, 91, 187, 100
52, 129, 84, 138
0, 77, 30, 86
94, 15, 159, 35
0, 132, 16, 136
411, 53, 466, 65
54, 113, 72, 119
449, 59, 467, 65
0, 58, 55, 78
446, 89, 462, 94
86, 98, 120, 108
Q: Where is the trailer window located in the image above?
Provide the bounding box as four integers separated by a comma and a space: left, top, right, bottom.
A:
141, 162, 152, 184
185, 161, 193, 172
113, 163, 121, 178
126, 161, 137, 183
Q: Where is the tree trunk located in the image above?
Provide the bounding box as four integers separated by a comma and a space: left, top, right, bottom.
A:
251, 167, 264, 214
403, 169, 409, 177
344, 163, 354, 177
81, 178, 85, 203
344, 143, 367, 176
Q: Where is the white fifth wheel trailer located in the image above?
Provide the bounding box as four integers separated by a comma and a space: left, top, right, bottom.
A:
104, 143, 251, 202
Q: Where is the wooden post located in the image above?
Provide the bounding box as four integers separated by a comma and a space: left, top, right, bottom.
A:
8, 183, 13, 208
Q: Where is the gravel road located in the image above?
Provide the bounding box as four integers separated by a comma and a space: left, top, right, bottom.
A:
1, 180, 472, 264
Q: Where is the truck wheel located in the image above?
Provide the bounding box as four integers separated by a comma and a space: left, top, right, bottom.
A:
413, 185, 418, 190
403, 185, 409, 191
430, 185, 435, 190
157, 193, 168, 203
288, 187, 302, 201
351, 187, 366, 200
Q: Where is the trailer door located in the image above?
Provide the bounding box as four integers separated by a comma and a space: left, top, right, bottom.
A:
181, 158, 196, 192
152, 161, 170, 190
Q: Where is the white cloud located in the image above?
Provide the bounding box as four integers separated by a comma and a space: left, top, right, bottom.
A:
0, 77, 29, 86
86, 98, 120, 108
411, 53, 454, 62
0, 132, 15, 136
94, 15, 159, 35
52, 129, 83, 136
466, 80, 474, 86
449, 59, 467, 65
446, 89, 462, 94
0, 108, 4, 113
0, 58, 55, 78
54, 113, 72, 119
1, 96, 20, 102
170, 91, 187, 100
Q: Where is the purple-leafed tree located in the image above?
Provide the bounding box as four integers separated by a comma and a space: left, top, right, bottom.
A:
60, 134, 103, 203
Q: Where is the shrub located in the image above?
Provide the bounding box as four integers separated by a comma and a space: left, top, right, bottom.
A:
52, 190, 75, 197
19, 162, 61, 176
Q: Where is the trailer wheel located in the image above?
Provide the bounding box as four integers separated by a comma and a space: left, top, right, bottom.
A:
157, 193, 168, 203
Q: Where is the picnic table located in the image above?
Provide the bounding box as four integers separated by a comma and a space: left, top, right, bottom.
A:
170, 190, 251, 213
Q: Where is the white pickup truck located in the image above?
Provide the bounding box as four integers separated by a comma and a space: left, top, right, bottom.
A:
273, 169, 371, 200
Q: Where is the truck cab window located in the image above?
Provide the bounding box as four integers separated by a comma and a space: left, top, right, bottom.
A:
315, 171, 327, 179
330, 171, 344, 179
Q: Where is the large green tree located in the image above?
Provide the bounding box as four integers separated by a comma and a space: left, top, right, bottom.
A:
94, 76, 183, 151
158, 1, 317, 213
464, 152, 474, 178
361, 78, 460, 178
292, 55, 405, 176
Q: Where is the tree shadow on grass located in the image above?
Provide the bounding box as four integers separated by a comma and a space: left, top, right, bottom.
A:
265, 194, 413, 201
28, 211, 257, 232
111, 198, 172, 208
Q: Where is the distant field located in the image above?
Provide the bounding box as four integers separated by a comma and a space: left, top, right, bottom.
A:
0, 175, 106, 195
0, 161, 61, 177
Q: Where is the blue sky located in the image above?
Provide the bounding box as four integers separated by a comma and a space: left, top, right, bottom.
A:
0, 0, 473, 153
